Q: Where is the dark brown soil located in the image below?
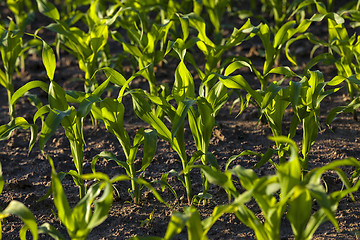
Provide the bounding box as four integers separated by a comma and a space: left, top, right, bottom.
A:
1, 2, 360, 239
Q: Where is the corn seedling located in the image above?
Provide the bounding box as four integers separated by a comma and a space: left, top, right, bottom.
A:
91, 98, 157, 204
200, 136, 360, 240
0, 20, 30, 120
37, 0, 109, 93
131, 204, 225, 240
110, 8, 173, 96
46, 156, 114, 240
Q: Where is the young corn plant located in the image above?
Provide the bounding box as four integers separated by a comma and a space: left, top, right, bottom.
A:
109, 6, 173, 96
0, 201, 39, 240
192, 0, 230, 40
287, 70, 340, 170
131, 205, 223, 240
174, 14, 258, 96
36, 80, 110, 198
255, 19, 313, 90
0, 33, 52, 151
200, 136, 360, 240
130, 88, 198, 205
46, 156, 114, 240
7, 33, 105, 199
188, 97, 217, 204
91, 97, 157, 204
6, 0, 35, 73
259, 0, 312, 30
37, 0, 110, 93
0, 20, 30, 120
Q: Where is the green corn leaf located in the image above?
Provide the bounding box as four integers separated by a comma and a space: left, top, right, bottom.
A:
98, 98, 131, 157
202, 204, 237, 235
230, 165, 258, 191
77, 95, 102, 118
28, 123, 38, 154
38, 223, 65, 240
225, 19, 256, 48
177, 13, 189, 41
0, 117, 30, 141
102, 67, 127, 87
188, 107, 201, 151
0, 201, 38, 240
42, 40, 56, 81
131, 90, 172, 143
11, 80, 49, 105
172, 99, 195, 138
224, 60, 252, 76
33, 105, 50, 123
0, 162, 3, 196
252, 148, 278, 169
267, 67, 299, 78
304, 53, 335, 73
200, 166, 236, 194
156, 172, 178, 201
92, 151, 130, 175
205, 152, 219, 169
287, 186, 312, 239
257, 23, 274, 74
48, 81, 69, 111
185, 207, 208, 240
65, 90, 87, 103
173, 60, 195, 102
232, 193, 268, 239
260, 82, 282, 109
187, 150, 204, 168
186, 13, 214, 47
87, 181, 113, 230
206, 81, 230, 116
133, 178, 169, 207
326, 97, 360, 125
36, 0, 60, 20
273, 21, 296, 49
0, 69, 7, 88
163, 211, 188, 240
39, 108, 73, 151
110, 174, 131, 183
214, 73, 261, 104
276, 154, 301, 197
139, 129, 157, 172
122, 42, 143, 58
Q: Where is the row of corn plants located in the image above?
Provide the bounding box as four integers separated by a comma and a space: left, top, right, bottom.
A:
1, 0, 360, 239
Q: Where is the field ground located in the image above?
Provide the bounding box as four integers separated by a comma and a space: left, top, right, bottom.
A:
1, 1, 360, 239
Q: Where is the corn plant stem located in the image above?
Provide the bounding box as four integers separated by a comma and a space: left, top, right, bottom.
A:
7, 88, 15, 121
176, 145, 193, 205
69, 140, 86, 199
180, 155, 193, 205
201, 171, 210, 205
129, 164, 140, 204
148, 75, 157, 96
79, 179, 86, 199
175, 123, 193, 205
6, 72, 15, 120
200, 155, 210, 205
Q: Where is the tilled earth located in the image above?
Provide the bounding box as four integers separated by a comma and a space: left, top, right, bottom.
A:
1, 2, 360, 239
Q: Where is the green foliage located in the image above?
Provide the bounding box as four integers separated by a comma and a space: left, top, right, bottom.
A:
0, 20, 29, 120
92, 97, 158, 203
37, 0, 109, 92
1, 1, 360, 239
201, 136, 360, 240
47, 156, 113, 240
